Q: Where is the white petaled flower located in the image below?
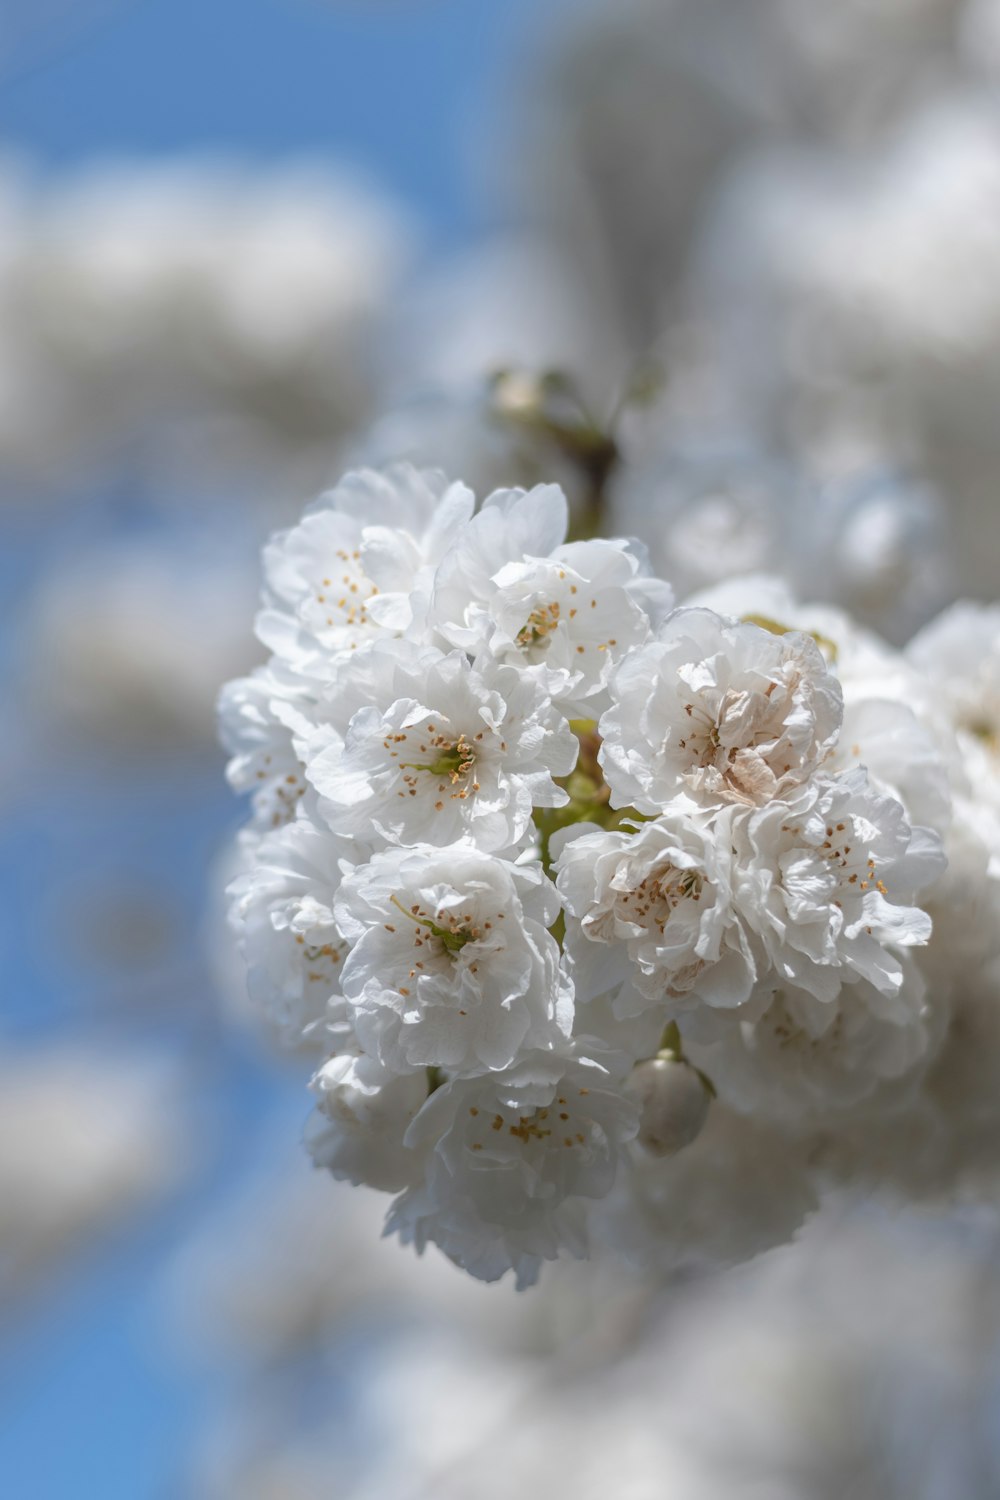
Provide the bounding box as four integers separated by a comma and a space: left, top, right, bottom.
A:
681, 957, 933, 1121
554, 812, 756, 1014
228, 817, 365, 1049
599, 608, 843, 812
689, 576, 955, 837
686, 577, 917, 706
218, 665, 314, 832
429, 483, 570, 651
257, 464, 476, 681
908, 602, 1000, 862
607, 1103, 819, 1278
333, 845, 572, 1077
305, 644, 577, 853
831, 695, 953, 846
430, 486, 671, 711
306, 1052, 430, 1194
480, 540, 672, 711
732, 768, 944, 1003
387, 1051, 637, 1288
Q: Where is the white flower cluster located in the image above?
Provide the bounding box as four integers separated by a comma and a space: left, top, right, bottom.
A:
221, 464, 993, 1288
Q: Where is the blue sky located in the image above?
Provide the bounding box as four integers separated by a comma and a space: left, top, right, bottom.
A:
0, 0, 553, 241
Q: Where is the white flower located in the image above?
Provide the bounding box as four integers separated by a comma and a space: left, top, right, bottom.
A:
430, 483, 570, 648
599, 608, 843, 811
480, 540, 671, 710
602, 1103, 818, 1279
922, 796, 1000, 986
333, 846, 572, 1077
388, 1051, 637, 1287
732, 769, 944, 1003
218, 665, 313, 832
908, 601, 1000, 838
682, 958, 933, 1121
687, 576, 919, 705
257, 464, 475, 680
307, 1052, 430, 1194
430, 486, 671, 710
563, 983, 667, 1071
306, 644, 577, 853
554, 812, 756, 1014
689, 576, 955, 836
228, 817, 365, 1049
831, 695, 952, 844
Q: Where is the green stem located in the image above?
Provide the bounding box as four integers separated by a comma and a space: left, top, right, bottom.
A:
658, 1020, 682, 1057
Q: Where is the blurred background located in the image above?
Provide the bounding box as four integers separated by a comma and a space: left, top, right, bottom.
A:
4, 1, 1000, 1495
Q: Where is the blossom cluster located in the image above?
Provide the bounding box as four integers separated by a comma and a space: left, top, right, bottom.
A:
221, 463, 999, 1287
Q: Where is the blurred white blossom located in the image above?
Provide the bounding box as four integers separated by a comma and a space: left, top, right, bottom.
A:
0, 155, 407, 503
0, 1044, 189, 1306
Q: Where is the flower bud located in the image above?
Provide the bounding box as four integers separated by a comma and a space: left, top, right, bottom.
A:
489, 368, 548, 421
626, 1053, 711, 1158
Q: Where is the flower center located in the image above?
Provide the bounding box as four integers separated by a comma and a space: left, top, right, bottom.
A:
294, 934, 345, 986
516, 600, 561, 654
464, 1092, 590, 1155
425, 739, 476, 781
802, 820, 890, 896
676, 700, 722, 763
966, 715, 1000, 753
399, 731, 477, 785
389, 894, 480, 953
314, 547, 379, 633
768, 995, 845, 1056
620, 863, 705, 931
